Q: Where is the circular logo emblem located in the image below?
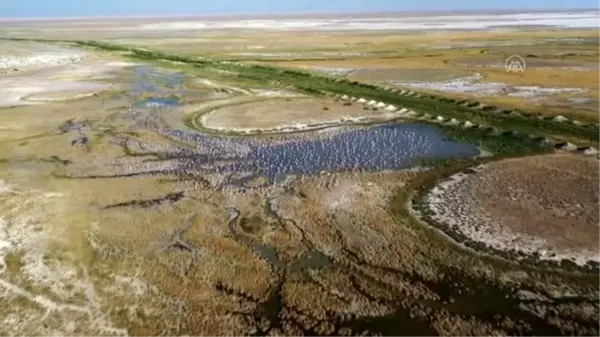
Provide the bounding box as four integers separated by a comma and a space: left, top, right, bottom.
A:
505, 55, 526, 73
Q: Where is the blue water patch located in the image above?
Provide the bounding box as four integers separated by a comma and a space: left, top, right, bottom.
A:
131, 65, 184, 94
251, 124, 475, 179
137, 96, 181, 108
167, 123, 479, 182
117, 65, 186, 109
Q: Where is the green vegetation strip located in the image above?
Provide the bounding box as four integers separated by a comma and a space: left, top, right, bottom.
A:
3, 37, 596, 148
3, 37, 594, 143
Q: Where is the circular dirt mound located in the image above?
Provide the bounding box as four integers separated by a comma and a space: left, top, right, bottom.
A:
23, 89, 101, 102
423, 153, 599, 268
199, 97, 397, 133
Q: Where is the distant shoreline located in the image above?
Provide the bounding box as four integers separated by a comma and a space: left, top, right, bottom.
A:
1, 8, 598, 22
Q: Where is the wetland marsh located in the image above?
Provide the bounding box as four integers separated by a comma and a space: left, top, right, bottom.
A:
0, 11, 598, 336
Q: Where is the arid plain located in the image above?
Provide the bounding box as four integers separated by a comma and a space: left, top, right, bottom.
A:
0, 10, 599, 336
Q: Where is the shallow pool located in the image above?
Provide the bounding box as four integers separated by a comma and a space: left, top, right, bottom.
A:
167, 123, 479, 182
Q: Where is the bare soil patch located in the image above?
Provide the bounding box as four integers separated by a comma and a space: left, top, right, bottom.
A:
0, 42, 137, 107
424, 153, 599, 266
542, 96, 600, 115
348, 67, 474, 82
199, 97, 399, 132
0, 40, 86, 73
452, 55, 599, 71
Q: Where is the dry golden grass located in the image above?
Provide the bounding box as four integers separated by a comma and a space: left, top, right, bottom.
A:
2, 145, 598, 335
347, 67, 473, 82
276, 172, 438, 277
280, 57, 598, 121
484, 67, 599, 91
101, 29, 600, 55
57, 170, 432, 334
430, 310, 504, 336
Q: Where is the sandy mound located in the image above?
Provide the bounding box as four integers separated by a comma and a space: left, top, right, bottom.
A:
0, 58, 135, 107
423, 153, 599, 267
0, 40, 141, 107
0, 40, 86, 71
21, 84, 107, 102
0, 79, 111, 107
199, 97, 399, 133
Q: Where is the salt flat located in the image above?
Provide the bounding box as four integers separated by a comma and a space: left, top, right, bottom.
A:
2, 10, 598, 32
0, 40, 86, 72
0, 56, 136, 107
136, 11, 600, 31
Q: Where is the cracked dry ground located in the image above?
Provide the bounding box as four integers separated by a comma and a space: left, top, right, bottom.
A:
0, 97, 598, 336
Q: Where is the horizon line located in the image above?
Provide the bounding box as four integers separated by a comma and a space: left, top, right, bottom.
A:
1, 7, 598, 21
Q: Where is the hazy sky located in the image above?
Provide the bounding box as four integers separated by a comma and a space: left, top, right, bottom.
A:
1, 0, 598, 18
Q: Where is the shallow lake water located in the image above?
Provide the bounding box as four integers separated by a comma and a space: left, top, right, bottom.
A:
168, 123, 479, 182
138, 96, 181, 108
124, 65, 480, 182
